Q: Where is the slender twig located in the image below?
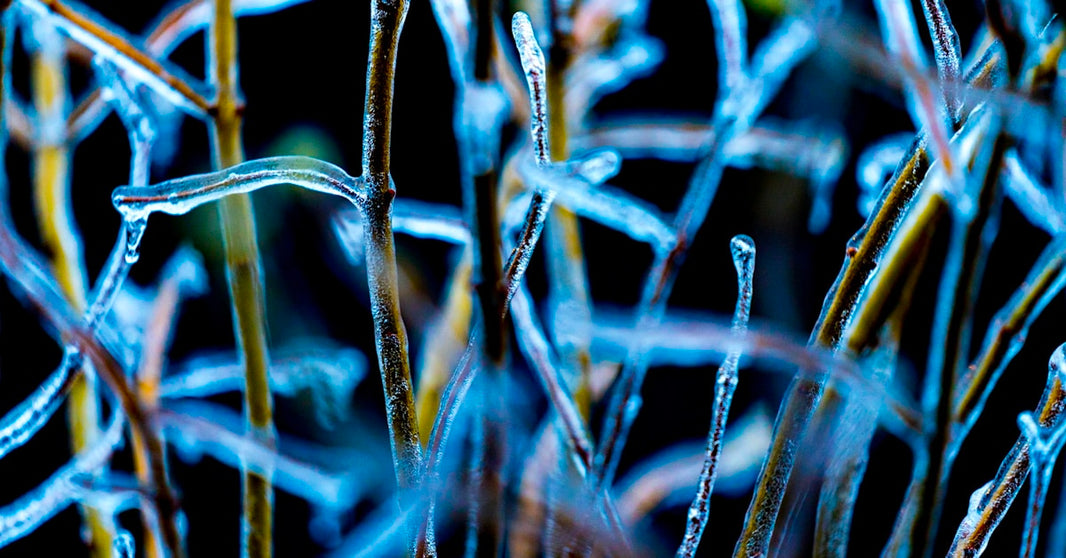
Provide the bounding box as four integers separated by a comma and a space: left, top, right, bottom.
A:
8, 0, 310, 147
206, 1, 275, 556
17, 0, 211, 115
26, 14, 111, 557
466, 0, 508, 551
946, 349, 1066, 557
359, 6, 426, 546
0, 195, 185, 557
899, 132, 1006, 558
676, 235, 755, 557
734, 28, 1010, 556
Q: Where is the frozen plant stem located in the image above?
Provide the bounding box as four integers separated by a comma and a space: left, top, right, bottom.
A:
27, 16, 111, 557
18, 0, 212, 116
207, 1, 276, 557
361, 0, 424, 511
676, 235, 755, 558
467, 0, 506, 554
947, 346, 1066, 557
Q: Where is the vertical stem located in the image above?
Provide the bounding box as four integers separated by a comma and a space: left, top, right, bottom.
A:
467, 1, 506, 554
29, 21, 111, 558
906, 135, 1004, 558
544, 1, 593, 418
361, 0, 423, 493
208, 1, 274, 557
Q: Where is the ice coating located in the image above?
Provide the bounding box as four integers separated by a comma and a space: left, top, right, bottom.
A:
565, 36, 664, 122
706, 0, 748, 102
0, 409, 125, 549
458, 82, 509, 176
1003, 151, 1066, 234
511, 12, 550, 166
18, 0, 211, 118
677, 235, 755, 557
160, 344, 366, 428
745, 18, 816, 126
1017, 345, 1066, 558
427, 0, 471, 83
112, 529, 134, 558
516, 150, 676, 250
919, 0, 962, 117
954, 233, 1066, 435
160, 402, 358, 508
112, 156, 366, 219
872, 0, 957, 187
0, 349, 81, 462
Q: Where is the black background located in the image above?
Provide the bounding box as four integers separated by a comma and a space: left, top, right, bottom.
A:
0, 0, 1060, 556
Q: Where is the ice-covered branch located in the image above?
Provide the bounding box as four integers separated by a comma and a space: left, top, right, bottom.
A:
676, 235, 755, 558
16, 0, 211, 116
112, 156, 366, 222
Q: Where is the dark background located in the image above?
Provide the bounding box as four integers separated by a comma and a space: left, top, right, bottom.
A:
0, 0, 1060, 556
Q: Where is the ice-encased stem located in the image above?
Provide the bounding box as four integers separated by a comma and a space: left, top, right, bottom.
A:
919, 0, 962, 118
112, 156, 364, 218
0, 408, 124, 550
954, 232, 1066, 431
676, 235, 755, 558
947, 346, 1066, 557
736, 39, 1009, 557
18, 0, 211, 116
207, 0, 275, 556
359, 3, 427, 554
1017, 407, 1066, 558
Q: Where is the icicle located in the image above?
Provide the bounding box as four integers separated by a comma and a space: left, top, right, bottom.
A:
676, 235, 755, 557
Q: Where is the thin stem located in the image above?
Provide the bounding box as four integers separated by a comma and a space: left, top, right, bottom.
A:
19, 0, 211, 116
207, 1, 274, 557
735, 34, 1009, 556
676, 235, 755, 558
415, 249, 472, 442
466, 0, 507, 553
27, 16, 111, 557
360, 0, 423, 508
900, 133, 1005, 558
947, 354, 1066, 556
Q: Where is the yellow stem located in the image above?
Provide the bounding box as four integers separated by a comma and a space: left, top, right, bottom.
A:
30, 32, 112, 558
209, 1, 275, 557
